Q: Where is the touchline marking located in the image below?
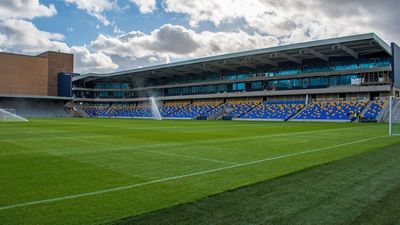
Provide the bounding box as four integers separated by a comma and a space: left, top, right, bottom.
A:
0, 135, 388, 211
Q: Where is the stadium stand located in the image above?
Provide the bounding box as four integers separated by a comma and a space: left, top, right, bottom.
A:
161, 100, 190, 117
362, 100, 387, 120
71, 34, 397, 123
2, 34, 395, 121
223, 98, 262, 119
241, 100, 305, 121
110, 104, 147, 117
166, 99, 223, 119
79, 98, 390, 122
292, 100, 368, 121
81, 102, 156, 118
130, 103, 153, 118
81, 104, 111, 117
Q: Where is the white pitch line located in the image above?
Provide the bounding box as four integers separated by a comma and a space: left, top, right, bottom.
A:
144, 149, 238, 165
0, 135, 388, 211
49, 126, 379, 156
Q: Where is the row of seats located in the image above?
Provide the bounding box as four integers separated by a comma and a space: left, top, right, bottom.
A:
81, 99, 387, 121
161, 100, 190, 117
293, 101, 368, 120
362, 100, 386, 119
224, 99, 262, 118
165, 99, 223, 118
242, 101, 305, 120
109, 104, 153, 117
81, 104, 110, 117
81, 104, 154, 118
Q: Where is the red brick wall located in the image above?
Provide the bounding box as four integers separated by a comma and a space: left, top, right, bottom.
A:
38, 52, 74, 96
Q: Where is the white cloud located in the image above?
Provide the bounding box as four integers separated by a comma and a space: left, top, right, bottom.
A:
2, 0, 399, 75
89, 24, 279, 70
130, 0, 156, 13
0, 19, 119, 73
163, 0, 399, 44
0, 33, 6, 45
113, 25, 124, 34
0, 0, 56, 20
164, 0, 267, 27
63, 0, 117, 26
71, 46, 119, 73
0, 19, 69, 53
0, 0, 120, 73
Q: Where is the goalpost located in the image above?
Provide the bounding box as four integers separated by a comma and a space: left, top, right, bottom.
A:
389, 96, 400, 136
0, 108, 28, 122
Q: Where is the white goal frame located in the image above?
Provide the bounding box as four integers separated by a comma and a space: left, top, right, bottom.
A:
389, 96, 400, 136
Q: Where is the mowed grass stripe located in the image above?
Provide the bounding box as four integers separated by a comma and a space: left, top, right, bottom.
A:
1, 119, 397, 225
9, 125, 377, 150
1, 125, 377, 166
0, 135, 387, 211
120, 142, 400, 225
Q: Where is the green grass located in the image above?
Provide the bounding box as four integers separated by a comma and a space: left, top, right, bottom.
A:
120, 142, 400, 225
0, 118, 399, 225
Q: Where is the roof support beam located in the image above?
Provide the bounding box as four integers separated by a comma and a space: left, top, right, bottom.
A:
193, 64, 220, 74
212, 61, 237, 72
279, 53, 302, 64
337, 44, 359, 59
214, 64, 236, 72
253, 57, 278, 67
203, 67, 220, 74
241, 63, 257, 70
187, 70, 203, 75
303, 48, 329, 62
262, 59, 278, 67
167, 68, 192, 76
231, 59, 258, 70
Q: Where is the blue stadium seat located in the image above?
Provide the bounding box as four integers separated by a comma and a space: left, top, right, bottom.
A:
166, 100, 223, 119
241, 100, 305, 120
293, 100, 368, 121
362, 100, 386, 119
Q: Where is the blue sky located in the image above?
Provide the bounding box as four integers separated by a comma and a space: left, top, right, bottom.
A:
33, 0, 188, 46
0, 0, 399, 73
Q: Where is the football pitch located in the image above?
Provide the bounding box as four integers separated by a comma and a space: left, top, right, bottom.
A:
1, 118, 400, 225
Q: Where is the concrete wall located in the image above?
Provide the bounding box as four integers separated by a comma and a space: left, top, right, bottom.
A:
0, 97, 71, 118
0, 53, 49, 96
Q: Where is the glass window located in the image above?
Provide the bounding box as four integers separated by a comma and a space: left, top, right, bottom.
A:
278, 80, 290, 89
291, 79, 303, 88
233, 83, 245, 91
336, 74, 359, 85
310, 77, 329, 87
268, 80, 278, 89
251, 82, 262, 90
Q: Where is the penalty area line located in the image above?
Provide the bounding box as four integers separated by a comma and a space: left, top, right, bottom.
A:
0, 135, 388, 211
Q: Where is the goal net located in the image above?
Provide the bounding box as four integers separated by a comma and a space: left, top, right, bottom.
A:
389, 96, 400, 136
0, 108, 28, 122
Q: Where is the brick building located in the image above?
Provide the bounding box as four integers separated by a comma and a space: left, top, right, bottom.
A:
0, 51, 73, 96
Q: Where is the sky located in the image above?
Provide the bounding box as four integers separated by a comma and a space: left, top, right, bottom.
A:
0, 0, 399, 74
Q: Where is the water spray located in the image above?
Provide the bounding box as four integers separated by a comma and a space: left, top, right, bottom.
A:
150, 97, 162, 120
